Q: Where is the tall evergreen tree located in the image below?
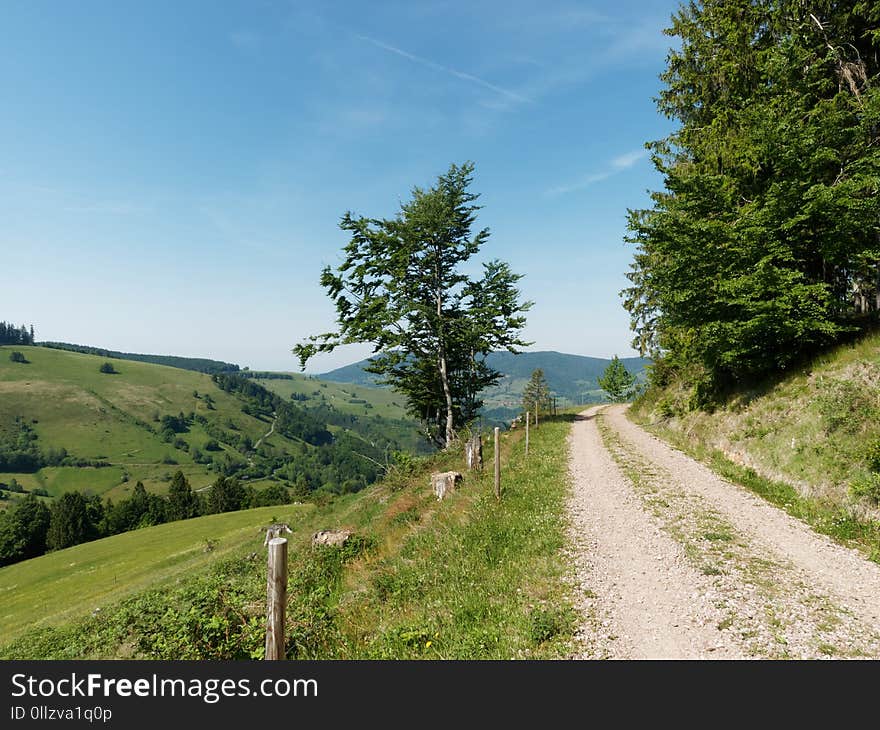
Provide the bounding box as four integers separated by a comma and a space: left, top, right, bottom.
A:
205, 476, 246, 514
47, 492, 100, 551
294, 162, 532, 447
598, 356, 638, 403
0, 494, 50, 566
167, 471, 200, 520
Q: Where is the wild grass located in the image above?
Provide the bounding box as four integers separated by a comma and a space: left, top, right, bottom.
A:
628, 412, 880, 565
0, 415, 577, 659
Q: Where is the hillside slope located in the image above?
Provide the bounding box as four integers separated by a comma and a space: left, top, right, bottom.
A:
630, 331, 880, 523
0, 504, 310, 643
0, 345, 422, 505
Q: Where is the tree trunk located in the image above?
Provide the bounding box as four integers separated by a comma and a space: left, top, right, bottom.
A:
438, 348, 455, 448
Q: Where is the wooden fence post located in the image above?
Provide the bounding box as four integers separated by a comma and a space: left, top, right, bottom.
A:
465, 433, 483, 471
265, 537, 288, 660
494, 426, 501, 500
525, 412, 530, 458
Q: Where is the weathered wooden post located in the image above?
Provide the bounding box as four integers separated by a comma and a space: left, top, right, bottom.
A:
494, 426, 501, 500
265, 536, 288, 660
525, 411, 530, 458
465, 433, 483, 471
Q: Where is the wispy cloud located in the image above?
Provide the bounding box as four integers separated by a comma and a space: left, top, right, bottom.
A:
545, 148, 648, 196
354, 34, 531, 105
610, 149, 649, 170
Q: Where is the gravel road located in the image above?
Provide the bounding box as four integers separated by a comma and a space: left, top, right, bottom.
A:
566, 405, 880, 659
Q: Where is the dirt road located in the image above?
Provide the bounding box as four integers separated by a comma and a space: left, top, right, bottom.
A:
566, 405, 880, 659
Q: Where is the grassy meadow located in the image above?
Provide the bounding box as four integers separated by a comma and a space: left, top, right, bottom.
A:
0, 504, 311, 644
254, 374, 411, 420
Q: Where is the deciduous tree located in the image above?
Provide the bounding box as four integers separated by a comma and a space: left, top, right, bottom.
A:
294, 162, 532, 447
623, 0, 880, 402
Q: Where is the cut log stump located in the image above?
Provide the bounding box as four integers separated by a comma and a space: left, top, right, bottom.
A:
312, 529, 353, 548
431, 471, 463, 500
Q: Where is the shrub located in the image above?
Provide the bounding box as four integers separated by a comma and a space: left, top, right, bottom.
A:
851, 474, 880, 505
99, 362, 117, 374
816, 379, 877, 434
9, 351, 28, 363
864, 441, 880, 473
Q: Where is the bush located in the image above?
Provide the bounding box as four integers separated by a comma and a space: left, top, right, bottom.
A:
864, 441, 880, 473
9, 351, 28, 363
851, 473, 880, 505
816, 379, 877, 434
99, 362, 117, 374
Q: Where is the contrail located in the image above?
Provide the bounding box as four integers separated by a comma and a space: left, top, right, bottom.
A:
355, 34, 531, 104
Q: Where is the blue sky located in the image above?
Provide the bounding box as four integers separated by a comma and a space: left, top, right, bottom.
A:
1, 0, 679, 372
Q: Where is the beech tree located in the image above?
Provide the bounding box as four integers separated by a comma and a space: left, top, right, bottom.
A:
623, 0, 880, 402
294, 162, 531, 447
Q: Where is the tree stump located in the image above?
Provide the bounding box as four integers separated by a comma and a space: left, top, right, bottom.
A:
431, 471, 463, 500
465, 434, 483, 471
311, 529, 352, 548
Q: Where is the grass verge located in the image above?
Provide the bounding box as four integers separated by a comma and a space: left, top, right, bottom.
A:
627, 410, 880, 565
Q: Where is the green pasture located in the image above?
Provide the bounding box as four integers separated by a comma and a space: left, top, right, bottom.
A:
0, 504, 311, 644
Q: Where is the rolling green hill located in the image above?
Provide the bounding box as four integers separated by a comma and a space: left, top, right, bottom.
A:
0, 504, 310, 644
252, 374, 410, 420
0, 345, 424, 508
38, 341, 240, 374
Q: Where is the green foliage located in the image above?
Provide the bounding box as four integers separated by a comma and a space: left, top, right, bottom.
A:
0, 323, 35, 346
46, 492, 103, 551
521, 368, 551, 416
98, 361, 117, 374
865, 441, 880, 473
0, 494, 50, 566
850, 473, 880, 504
203, 476, 247, 514
598, 356, 637, 403
294, 162, 532, 447
9, 351, 27, 363
816, 378, 878, 433
527, 605, 576, 645
167, 471, 201, 520
624, 0, 880, 400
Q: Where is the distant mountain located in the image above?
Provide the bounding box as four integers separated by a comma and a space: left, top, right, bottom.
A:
320, 350, 651, 419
